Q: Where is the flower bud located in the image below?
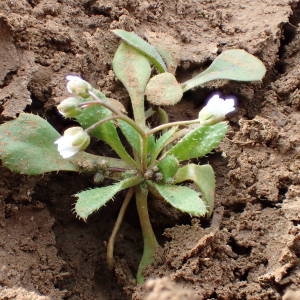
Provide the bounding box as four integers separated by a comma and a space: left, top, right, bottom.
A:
57, 97, 82, 118
198, 94, 235, 125
54, 127, 90, 159
144, 169, 154, 180
66, 75, 91, 98
154, 172, 163, 182
93, 171, 105, 184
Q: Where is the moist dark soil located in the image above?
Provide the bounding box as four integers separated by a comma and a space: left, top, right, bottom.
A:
0, 0, 300, 299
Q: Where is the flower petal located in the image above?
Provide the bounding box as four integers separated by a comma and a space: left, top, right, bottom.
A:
199, 94, 236, 125
54, 127, 90, 159
59, 148, 79, 159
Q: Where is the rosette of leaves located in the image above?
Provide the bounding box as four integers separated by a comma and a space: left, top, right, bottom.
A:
0, 29, 266, 284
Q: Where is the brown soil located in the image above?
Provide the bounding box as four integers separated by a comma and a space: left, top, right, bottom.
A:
0, 0, 300, 299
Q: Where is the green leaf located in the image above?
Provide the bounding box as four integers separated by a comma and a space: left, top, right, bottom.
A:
182, 49, 266, 92
72, 151, 132, 176
167, 123, 228, 161
118, 120, 141, 157
0, 113, 77, 175
75, 176, 143, 221
112, 29, 167, 73
157, 155, 179, 183
145, 72, 183, 106
150, 126, 177, 164
113, 42, 151, 128
149, 182, 207, 216
156, 107, 169, 125
175, 164, 215, 216
76, 95, 136, 166
147, 134, 156, 164
0, 112, 132, 177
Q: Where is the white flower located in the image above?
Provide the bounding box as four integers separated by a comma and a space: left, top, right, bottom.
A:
198, 94, 235, 124
66, 75, 91, 98
55, 127, 90, 159
57, 97, 82, 118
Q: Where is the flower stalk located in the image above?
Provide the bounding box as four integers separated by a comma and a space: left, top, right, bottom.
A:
147, 118, 200, 136
107, 188, 134, 270
82, 92, 150, 173
86, 91, 147, 139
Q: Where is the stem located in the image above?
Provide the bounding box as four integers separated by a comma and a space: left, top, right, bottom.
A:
141, 135, 148, 174
135, 185, 159, 284
107, 188, 134, 270
83, 91, 149, 174
83, 91, 147, 139
85, 115, 119, 134
147, 119, 200, 136
108, 167, 133, 172
181, 68, 211, 92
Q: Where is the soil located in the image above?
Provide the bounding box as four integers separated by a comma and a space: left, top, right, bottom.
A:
0, 0, 300, 299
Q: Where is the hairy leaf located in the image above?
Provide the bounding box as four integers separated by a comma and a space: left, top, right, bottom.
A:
182, 49, 266, 92
118, 120, 141, 156
145, 72, 183, 106
147, 134, 156, 164
149, 182, 207, 216
157, 155, 179, 183
75, 176, 143, 220
167, 123, 228, 161
113, 42, 151, 127
0, 113, 77, 175
175, 164, 215, 215
150, 126, 177, 164
76, 94, 136, 166
112, 29, 167, 73
72, 152, 132, 180
0, 113, 132, 177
